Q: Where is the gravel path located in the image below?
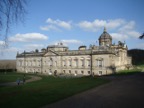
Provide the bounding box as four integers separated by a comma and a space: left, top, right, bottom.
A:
42, 72, 144, 108
0, 76, 42, 86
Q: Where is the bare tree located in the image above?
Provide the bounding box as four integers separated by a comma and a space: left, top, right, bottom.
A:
0, 0, 27, 46
139, 33, 144, 39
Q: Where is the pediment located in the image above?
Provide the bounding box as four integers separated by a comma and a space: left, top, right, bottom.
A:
43, 50, 59, 56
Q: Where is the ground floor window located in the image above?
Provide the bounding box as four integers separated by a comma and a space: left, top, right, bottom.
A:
99, 71, 102, 75
54, 70, 57, 76
69, 70, 71, 74
88, 71, 90, 74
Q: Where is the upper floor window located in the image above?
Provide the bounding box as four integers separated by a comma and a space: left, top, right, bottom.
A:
96, 59, 104, 67
81, 59, 84, 66
87, 60, 90, 67
50, 60, 53, 66
63, 60, 66, 66
75, 59, 78, 67
25, 61, 27, 66
33, 61, 35, 66
55, 61, 57, 67
69, 60, 72, 66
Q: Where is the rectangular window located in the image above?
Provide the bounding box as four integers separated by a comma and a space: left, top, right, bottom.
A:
25, 62, 27, 66
99, 71, 102, 75
69, 60, 72, 66
38, 61, 40, 66
33, 61, 35, 66
17, 61, 20, 66
55, 61, 57, 67
99, 60, 102, 67
21, 61, 23, 66
63, 60, 66, 66
50, 60, 53, 66
81, 59, 84, 66
69, 70, 71, 74
97, 60, 104, 67
75, 59, 78, 67
87, 60, 90, 67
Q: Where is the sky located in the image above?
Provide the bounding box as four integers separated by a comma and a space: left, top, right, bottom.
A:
0, 0, 144, 59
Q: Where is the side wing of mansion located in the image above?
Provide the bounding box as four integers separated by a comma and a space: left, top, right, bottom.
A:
16, 28, 132, 76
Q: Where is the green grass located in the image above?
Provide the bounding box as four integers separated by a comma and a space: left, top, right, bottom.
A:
0, 75, 109, 108
116, 68, 142, 76
0, 72, 30, 83
137, 64, 144, 68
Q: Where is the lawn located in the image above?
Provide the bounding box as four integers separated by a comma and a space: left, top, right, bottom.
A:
0, 72, 30, 83
0, 73, 109, 108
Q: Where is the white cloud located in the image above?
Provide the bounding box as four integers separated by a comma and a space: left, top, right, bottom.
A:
0, 47, 20, 59
0, 47, 20, 55
118, 21, 135, 32
106, 19, 125, 29
110, 31, 140, 41
61, 39, 82, 44
5, 47, 19, 52
40, 18, 72, 31
46, 18, 72, 29
52, 39, 82, 46
78, 19, 125, 32
24, 44, 44, 51
78, 18, 140, 41
110, 33, 128, 41
78, 21, 98, 32
40, 25, 61, 31
9, 33, 48, 42
110, 20, 140, 40
0, 41, 5, 45
126, 31, 140, 38
23, 44, 45, 52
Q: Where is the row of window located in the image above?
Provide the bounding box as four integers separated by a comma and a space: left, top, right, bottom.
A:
63, 70, 91, 74
20, 68, 103, 75
17, 60, 104, 67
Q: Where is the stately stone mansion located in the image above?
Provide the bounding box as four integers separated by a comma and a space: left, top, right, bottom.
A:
16, 28, 132, 76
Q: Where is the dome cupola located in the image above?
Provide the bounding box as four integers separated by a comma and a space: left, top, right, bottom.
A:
99, 27, 112, 46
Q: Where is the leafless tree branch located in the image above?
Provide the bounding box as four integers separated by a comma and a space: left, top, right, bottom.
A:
139, 33, 144, 39
0, 0, 27, 47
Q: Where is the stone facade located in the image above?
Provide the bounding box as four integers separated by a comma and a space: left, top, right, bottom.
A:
16, 28, 132, 76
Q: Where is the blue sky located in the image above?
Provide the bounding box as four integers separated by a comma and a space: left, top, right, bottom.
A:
0, 0, 144, 59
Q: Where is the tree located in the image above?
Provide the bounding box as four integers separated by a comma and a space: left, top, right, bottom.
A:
0, 0, 27, 46
139, 33, 144, 39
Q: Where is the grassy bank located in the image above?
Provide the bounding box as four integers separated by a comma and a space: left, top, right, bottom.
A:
116, 64, 144, 76
0, 74, 109, 108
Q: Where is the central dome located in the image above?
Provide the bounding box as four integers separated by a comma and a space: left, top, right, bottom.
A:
99, 27, 112, 40
99, 27, 112, 46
